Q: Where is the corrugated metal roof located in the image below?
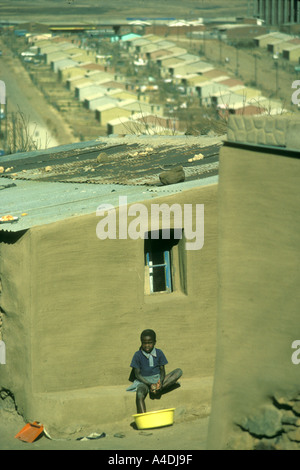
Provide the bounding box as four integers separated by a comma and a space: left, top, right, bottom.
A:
0, 136, 222, 232
121, 33, 141, 41
55, 59, 79, 70
42, 45, 60, 54
130, 38, 150, 47
0, 176, 218, 232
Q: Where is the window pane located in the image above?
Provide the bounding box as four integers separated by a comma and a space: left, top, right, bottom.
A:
151, 250, 165, 265
164, 251, 172, 291
144, 229, 180, 294
152, 266, 166, 292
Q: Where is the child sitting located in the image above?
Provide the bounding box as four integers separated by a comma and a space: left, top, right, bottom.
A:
127, 329, 182, 413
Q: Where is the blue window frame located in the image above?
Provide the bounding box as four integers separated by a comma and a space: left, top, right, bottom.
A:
144, 229, 182, 294
146, 250, 172, 293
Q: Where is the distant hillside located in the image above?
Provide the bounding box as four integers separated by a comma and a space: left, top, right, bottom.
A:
0, 0, 249, 22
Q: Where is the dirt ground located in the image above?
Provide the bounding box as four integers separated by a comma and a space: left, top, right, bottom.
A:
0, 0, 249, 23
0, 408, 209, 451
0, 38, 78, 148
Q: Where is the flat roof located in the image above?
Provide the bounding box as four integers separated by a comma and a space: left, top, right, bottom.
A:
0, 136, 222, 232
0, 176, 219, 233
282, 43, 300, 51
254, 32, 292, 41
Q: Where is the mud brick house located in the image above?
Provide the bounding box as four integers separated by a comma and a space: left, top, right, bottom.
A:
1, 115, 298, 447
0, 135, 221, 437
208, 115, 300, 450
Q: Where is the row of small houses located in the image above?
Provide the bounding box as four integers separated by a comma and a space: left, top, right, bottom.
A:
63, 70, 164, 127
116, 34, 284, 114
63, 64, 283, 130
29, 33, 285, 133
29, 35, 175, 132
254, 31, 300, 61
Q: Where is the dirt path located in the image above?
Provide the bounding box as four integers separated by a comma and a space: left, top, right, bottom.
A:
0, 408, 209, 451
0, 37, 78, 149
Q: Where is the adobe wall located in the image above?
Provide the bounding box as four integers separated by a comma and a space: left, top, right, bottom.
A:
0, 231, 32, 418
207, 116, 300, 450
0, 183, 218, 435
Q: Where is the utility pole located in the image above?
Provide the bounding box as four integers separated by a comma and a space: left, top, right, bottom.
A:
0, 80, 5, 151
254, 52, 260, 86
236, 47, 239, 77
247, 0, 251, 18
5, 99, 7, 153
12, 112, 16, 154
274, 59, 279, 97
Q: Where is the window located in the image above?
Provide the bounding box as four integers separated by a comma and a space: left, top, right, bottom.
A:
144, 229, 186, 295
146, 249, 172, 293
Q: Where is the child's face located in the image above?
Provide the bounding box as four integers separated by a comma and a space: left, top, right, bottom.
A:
141, 335, 155, 353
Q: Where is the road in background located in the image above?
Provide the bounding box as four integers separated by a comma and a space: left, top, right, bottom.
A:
0, 38, 77, 151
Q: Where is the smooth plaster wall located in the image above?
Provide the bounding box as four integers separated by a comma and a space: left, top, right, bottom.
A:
0, 231, 32, 417
0, 184, 218, 428
207, 145, 300, 449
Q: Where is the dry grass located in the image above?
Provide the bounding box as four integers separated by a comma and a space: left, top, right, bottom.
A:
5, 108, 51, 153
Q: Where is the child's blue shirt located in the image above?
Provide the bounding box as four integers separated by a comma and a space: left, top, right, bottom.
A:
126, 348, 168, 392
130, 348, 168, 377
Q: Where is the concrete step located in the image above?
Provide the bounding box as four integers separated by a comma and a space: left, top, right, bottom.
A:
32, 376, 213, 438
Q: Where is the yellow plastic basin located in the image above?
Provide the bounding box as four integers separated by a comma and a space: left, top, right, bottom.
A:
132, 408, 175, 430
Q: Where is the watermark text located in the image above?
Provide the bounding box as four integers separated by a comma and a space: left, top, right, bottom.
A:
291, 340, 300, 365
0, 80, 6, 105
96, 196, 204, 250
291, 80, 300, 105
